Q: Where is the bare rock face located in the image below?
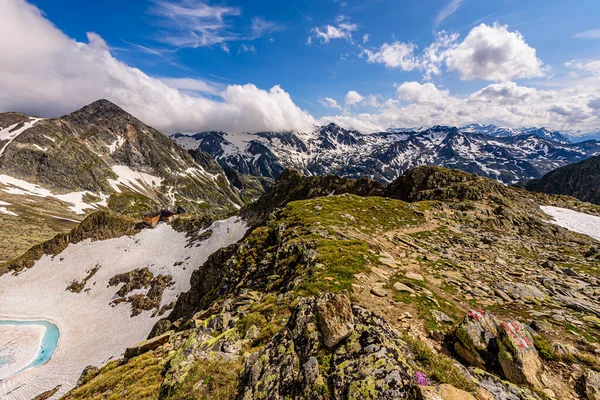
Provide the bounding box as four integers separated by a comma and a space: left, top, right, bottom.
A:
585, 370, 600, 400
316, 291, 355, 348
417, 384, 477, 400
454, 310, 500, 370
239, 295, 414, 400
497, 321, 543, 389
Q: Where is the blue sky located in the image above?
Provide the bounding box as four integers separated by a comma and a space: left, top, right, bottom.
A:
2, 0, 600, 135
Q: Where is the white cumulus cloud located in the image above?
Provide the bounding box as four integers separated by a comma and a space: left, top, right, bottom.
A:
362, 23, 544, 82
309, 18, 358, 44
0, 0, 315, 134
321, 70, 600, 134
320, 97, 342, 110
442, 23, 544, 81
361, 42, 419, 71
345, 91, 364, 105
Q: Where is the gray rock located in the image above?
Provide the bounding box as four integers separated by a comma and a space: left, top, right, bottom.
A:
501, 282, 546, 302
555, 294, 600, 317
124, 331, 171, 359
497, 321, 543, 389
393, 281, 416, 294
454, 310, 500, 370
316, 291, 355, 348
371, 286, 388, 297
586, 369, 600, 400
245, 324, 260, 340
431, 310, 454, 324
302, 356, 319, 385
405, 272, 425, 281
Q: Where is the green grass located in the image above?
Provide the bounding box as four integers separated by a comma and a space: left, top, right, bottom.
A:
166, 358, 242, 400
297, 239, 374, 295
403, 335, 477, 392
274, 195, 427, 295
279, 194, 425, 236
62, 352, 165, 400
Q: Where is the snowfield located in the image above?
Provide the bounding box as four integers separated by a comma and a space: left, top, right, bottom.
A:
0, 217, 247, 399
540, 206, 600, 242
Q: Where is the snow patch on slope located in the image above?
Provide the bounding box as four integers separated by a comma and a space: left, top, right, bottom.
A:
107, 136, 125, 154
541, 206, 600, 242
0, 217, 247, 399
0, 175, 106, 215
0, 207, 18, 217
0, 119, 43, 157
108, 166, 163, 194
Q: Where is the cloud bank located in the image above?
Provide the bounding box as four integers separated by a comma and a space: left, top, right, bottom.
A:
0, 0, 315, 134
0, 0, 599, 137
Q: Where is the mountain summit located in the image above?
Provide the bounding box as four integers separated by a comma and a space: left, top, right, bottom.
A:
0, 99, 244, 262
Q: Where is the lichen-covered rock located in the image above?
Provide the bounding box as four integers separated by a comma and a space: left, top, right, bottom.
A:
500, 283, 546, 303
497, 321, 542, 389
470, 368, 542, 400
239, 294, 414, 400
417, 384, 477, 400
316, 291, 355, 348
159, 313, 246, 398
585, 370, 600, 400
454, 310, 500, 370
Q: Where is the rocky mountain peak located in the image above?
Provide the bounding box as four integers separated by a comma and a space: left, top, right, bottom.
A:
62, 99, 138, 131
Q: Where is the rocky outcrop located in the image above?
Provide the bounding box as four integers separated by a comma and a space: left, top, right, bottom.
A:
585, 370, 600, 400
526, 155, 600, 205
316, 291, 355, 348
239, 294, 414, 400
454, 310, 500, 370
497, 321, 542, 389
453, 312, 549, 391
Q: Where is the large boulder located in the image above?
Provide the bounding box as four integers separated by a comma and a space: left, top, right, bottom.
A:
585, 370, 600, 400
124, 331, 172, 359
497, 321, 543, 389
454, 310, 500, 370
316, 291, 355, 348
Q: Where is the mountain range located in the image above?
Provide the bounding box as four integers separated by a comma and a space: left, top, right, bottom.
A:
172, 123, 600, 186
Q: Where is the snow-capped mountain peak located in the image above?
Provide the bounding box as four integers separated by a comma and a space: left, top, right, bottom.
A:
172, 124, 600, 185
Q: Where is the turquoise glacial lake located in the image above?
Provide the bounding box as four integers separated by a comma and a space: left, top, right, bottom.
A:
0, 319, 59, 380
